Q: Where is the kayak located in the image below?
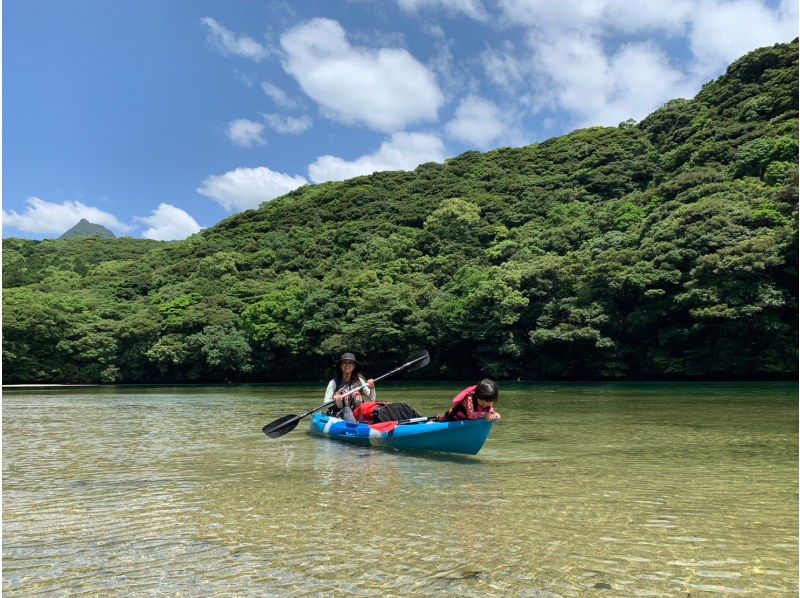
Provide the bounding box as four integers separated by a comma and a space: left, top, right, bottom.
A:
309, 413, 494, 455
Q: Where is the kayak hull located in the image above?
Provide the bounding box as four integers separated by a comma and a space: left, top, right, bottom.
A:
309, 413, 494, 455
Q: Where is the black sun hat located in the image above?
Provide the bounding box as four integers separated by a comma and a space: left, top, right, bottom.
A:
337, 352, 360, 365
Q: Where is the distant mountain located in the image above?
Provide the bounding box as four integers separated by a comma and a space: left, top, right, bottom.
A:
60, 219, 116, 239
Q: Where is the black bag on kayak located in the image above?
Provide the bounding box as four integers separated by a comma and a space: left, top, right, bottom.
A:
372, 402, 420, 423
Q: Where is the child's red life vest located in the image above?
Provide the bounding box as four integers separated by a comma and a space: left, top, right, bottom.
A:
443, 385, 478, 421
442, 385, 495, 421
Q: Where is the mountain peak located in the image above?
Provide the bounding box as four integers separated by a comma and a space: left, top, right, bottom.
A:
60, 220, 116, 239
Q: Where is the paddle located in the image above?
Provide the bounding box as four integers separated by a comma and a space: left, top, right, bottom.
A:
261, 350, 431, 439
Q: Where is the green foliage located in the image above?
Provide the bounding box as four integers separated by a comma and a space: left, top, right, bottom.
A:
763, 161, 798, 186
158, 293, 205, 333
191, 325, 252, 378
3, 40, 797, 382
732, 135, 798, 177
242, 284, 307, 351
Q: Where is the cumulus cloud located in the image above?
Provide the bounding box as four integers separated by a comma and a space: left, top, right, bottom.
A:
227, 118, 267, 147
3, 197, 132, 236
308, 132, 446, 183
445, 95, 510, 148
397, 0, 489, 21
261, 81, 298, 109
263, 113, 313, 134
280, 18, 444, 132
688, 0, 799, 77
481, 1, 783, 132
532, 36, 696, 126
197, 166, 308, 212
485, 2, 697, 126
136, 204, 203, 241
201, 17, 268, 61
480, 0, 797, 129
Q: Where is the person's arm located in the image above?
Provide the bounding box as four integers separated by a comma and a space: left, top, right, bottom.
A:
323, 380, 336, 405
463, 392, 480, 419
486, 404, 501, 421
352, 376, 374, 406
366, 377, 376, 401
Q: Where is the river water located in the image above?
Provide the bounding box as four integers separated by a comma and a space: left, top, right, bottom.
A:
3, 382, 797, 596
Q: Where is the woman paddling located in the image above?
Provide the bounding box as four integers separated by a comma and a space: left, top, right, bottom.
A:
323, 353, 375, 422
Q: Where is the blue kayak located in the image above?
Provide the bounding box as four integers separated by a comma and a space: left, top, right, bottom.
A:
309, 413, 494, 455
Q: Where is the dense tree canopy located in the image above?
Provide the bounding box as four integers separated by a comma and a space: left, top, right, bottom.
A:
3, 41, 797, 383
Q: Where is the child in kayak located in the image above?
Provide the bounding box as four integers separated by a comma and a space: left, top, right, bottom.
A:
440, 379, 501, 422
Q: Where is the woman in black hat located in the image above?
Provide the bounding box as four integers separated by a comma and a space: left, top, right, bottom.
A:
323, 353, 376, 422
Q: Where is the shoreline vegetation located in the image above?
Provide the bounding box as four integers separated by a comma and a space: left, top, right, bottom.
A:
3, 41, 798, 385
2, 384, 102, 388
2, 378, 799, 394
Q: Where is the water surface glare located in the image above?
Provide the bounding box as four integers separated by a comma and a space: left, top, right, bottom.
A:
3, 382, 797, 596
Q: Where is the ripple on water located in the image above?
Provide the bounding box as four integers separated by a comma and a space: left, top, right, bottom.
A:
678, 581, 752, 594
668, 559, 746, 567
3, 384, 798, 595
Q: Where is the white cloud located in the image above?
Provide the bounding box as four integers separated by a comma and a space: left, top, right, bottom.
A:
397, 0, 489, 21
499, 0, 794, 41
280, 18, 444, 132
498, 0, 692, 33
261, 81, 298, 109
498, 0, 605, 31
492, 3, 694, 126
533, 36, 695, 126
136, 204, 202, 241
308, 132, 446, 183
689, 0, 799, 77
481, 43, 526, 93
424, 23, 447, 39
602, 0, 693, 34
3, 197, 132, 236
201, 17, 268, 61
445, 95, 510, 149
197, 166, 308, 212
227, 118, 267, 147
263, 113, 313, 134
426, 29, 468, 97
492, 0, 796, 129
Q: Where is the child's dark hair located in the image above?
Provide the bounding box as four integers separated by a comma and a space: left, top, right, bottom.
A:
474, 378, 498, 402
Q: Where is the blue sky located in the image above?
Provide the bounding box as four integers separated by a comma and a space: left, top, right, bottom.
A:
3, 0, 797, 240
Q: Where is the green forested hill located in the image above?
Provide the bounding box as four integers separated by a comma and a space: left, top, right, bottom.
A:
3, 40, 797, 383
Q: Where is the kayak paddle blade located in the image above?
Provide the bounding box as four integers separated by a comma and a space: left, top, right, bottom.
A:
262, 414, 300, 438
405, 350, 430, 372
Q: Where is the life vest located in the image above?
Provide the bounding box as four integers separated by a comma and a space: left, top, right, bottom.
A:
326, 375, 370, 415
337, 375, 368, 398
442, 385, 494, 421
352, 401, 387, 423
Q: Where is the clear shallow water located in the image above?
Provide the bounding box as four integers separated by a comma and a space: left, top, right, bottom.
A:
3, 382, 797, 596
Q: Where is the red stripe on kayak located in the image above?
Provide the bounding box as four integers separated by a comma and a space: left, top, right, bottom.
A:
369, 421, 398, 433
